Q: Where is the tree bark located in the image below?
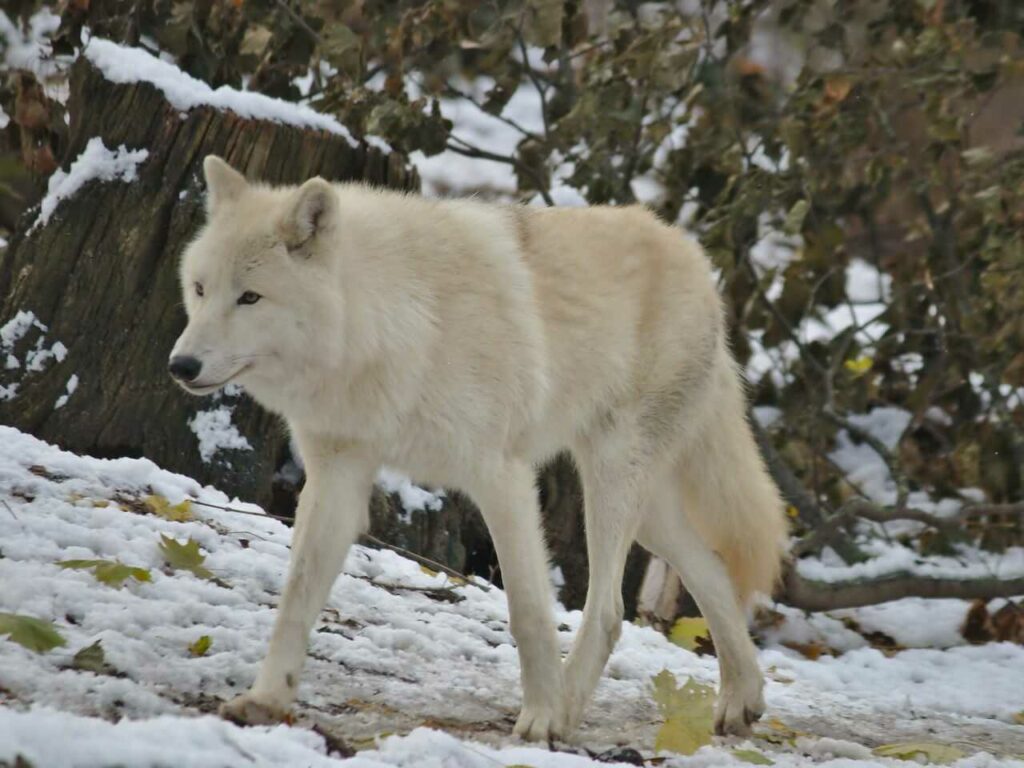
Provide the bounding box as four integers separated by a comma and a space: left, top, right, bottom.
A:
0, 56, 417, 510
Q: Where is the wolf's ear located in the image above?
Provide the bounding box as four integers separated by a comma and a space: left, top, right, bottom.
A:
280, 177, 339, 249
203, 156, 247, 214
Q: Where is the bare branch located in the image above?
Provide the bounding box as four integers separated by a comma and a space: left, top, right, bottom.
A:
779, 566, 1024, 612
446, 139, 556, 206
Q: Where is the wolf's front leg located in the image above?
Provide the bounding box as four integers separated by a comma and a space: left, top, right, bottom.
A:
468, 459, 567, 741
220, 447, 375, 726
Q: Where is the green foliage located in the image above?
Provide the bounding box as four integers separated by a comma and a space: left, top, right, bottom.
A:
0, 613, 65, 653
59, 558, 152, 588
159, 535, 214, 580
650, 669, 714, 755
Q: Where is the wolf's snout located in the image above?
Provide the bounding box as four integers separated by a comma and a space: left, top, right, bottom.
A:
168, 355, 202, 382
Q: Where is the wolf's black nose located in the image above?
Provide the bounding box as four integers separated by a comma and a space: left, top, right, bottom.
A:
168, 355, 202, 382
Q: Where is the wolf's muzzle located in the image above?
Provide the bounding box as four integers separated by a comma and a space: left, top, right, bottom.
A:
168, 355, 202, 383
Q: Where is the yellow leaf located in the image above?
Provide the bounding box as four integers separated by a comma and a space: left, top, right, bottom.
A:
756, 718, 805, 745
786, 505, 799, 518
1013, 711, 1024, 725
91, 500, 110, 508
189, 635, 212, 657
669, 617, 710, 652
873, 742, 966, 764
144, 495, 193, 522
651, 670, 714, 755
419, 564, 439, 578
844, 356, 873, 376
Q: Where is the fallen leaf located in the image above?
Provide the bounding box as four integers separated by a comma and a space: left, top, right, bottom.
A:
990, 601, 1024, 643
782, 641, 829, 660
873, 742, 966, 764
159, 535, 214, 580
755, 717, 805, 746
960, 599, 992, 644
59, 558, 152, 588
189, 635, 212, 657
0, 613, 66, 653
651, 669, 714, 755
669, 617, 710, 652
1013, 711, 1024, 725
144, 495, 193, 522
71, 640, 107, 673
733, 748, 774, 765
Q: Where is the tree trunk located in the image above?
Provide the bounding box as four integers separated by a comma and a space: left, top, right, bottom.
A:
0, 56, 417, 510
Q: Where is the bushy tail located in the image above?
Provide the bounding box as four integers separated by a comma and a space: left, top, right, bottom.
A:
677, 346, 789, 605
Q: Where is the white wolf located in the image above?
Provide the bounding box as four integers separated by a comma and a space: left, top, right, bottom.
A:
170, 156, 788, 741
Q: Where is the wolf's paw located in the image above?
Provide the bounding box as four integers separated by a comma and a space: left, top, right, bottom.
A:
714, 676, 765, 737
219, 693, 290, 727
514, 701, 569, 742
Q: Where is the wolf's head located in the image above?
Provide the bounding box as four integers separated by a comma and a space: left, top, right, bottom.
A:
169, 156, 343, 401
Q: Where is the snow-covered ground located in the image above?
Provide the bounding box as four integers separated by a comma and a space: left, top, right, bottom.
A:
1, 427, 1023, 767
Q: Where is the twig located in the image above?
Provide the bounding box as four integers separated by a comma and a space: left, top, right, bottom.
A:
791, 496, 1024, 558
516, 31, 550, 137
188, 498, 293, 522
822, 407, 913, 508
440, 80, 541, 140
1, 499, 17, 520
360, 533, 491, 592
446, 138, 556, 206
275, 0, 321, 45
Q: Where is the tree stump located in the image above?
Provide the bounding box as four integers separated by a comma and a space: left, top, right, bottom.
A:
0, 53, 417, 508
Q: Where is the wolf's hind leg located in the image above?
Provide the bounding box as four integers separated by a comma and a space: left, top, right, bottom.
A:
220, 449, 375, 726
467, 458, 566, 741
636, 476, 765, 736
561, 432, 649, 731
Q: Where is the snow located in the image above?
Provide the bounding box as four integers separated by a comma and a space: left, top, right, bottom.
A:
0, 310, 45, 350
376, 468, 444, 516
31, 137, 149, 232
795, 537, 1024, 585
846, 259, 892, 304
53, 373, 79, 409
0, 8, 61, 79
83, 39, 357, 146
1, 426, 1023, 767
188, 406, 253, 463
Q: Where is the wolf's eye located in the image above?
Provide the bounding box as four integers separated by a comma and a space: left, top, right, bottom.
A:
195, 282, 204, 297
238, 291, 262, 306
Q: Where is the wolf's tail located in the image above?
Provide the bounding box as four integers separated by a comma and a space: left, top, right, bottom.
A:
676, 344, 789, 605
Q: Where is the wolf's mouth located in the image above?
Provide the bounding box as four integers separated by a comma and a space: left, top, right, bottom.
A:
178, 364, 251, 396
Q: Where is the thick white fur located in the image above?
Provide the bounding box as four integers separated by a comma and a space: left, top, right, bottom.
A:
171, 156, 789, 740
